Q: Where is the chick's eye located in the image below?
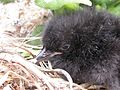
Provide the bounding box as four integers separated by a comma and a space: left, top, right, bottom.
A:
60, 44, 70, 50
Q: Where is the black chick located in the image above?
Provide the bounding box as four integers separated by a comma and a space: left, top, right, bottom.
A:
36, 8, 120, 90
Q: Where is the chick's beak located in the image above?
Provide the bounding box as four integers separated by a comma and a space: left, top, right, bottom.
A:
36, 48, 47, 61
35, 47, 62, 62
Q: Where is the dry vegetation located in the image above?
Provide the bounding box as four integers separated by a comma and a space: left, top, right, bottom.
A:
0, 0, 107, 90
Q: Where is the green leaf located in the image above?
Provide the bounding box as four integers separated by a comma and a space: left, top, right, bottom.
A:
108, 6, 120, 16
0, 0, 15, 4
27, 25, 43, 46
63, 3, 80, 10
35, 0, 92, 10
64, 0, 92, 6
35, 0, 64, 10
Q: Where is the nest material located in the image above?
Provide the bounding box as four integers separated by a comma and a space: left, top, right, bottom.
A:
0, 50, 87, 90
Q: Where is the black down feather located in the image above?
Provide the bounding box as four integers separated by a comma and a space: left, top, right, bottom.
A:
36, 8, 120, 90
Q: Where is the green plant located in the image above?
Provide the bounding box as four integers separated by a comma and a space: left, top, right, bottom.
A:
91, 0, 120, 16
0, 0, 15, 4
35, 0, 92, 14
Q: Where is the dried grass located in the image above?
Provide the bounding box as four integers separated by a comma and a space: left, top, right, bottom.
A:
0, 49, 87, 90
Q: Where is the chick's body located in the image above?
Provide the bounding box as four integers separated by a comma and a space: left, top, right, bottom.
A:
40, 9, 120, 90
